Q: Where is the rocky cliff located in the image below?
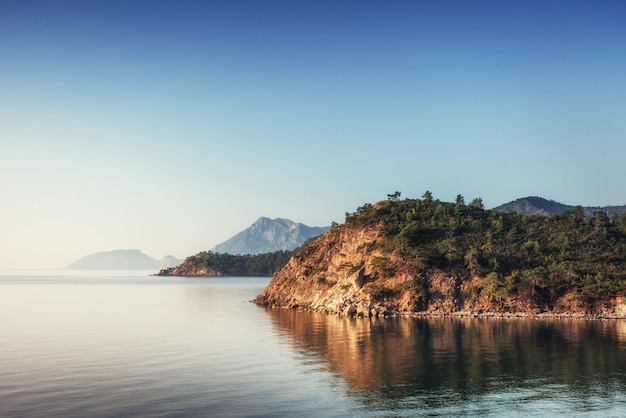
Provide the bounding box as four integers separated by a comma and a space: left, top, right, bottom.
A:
256, 220, 420, 317
255, 199, 626, 318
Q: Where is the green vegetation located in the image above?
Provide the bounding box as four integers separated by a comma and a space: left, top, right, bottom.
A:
344, 194, 626, 308
369, 256, 394, 278
362, 283, 394, 299
316, 276, 328, 285
393, 279, 428, 298
177, 250, 293, 276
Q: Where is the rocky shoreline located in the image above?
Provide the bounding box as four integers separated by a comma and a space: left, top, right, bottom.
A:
258, 304, 626, 321
407, 311, 626, 320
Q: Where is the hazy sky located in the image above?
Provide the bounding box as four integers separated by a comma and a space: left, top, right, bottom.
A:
2, 0, 626, 269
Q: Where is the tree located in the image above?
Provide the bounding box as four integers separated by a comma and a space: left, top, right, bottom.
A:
469, 197, 484, 209
464, 247, 480, 277
387, 191, 401, 202
423, 190, 433, 202
618, 212, 626, 234
455, 194, 465, 206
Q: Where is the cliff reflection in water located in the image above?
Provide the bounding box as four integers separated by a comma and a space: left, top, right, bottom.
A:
263, 308, 626, 403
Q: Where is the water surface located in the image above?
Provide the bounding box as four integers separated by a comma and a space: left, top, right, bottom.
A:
1, 271, 625, 417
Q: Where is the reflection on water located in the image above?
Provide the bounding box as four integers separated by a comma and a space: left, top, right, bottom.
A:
264, 308, 626, 415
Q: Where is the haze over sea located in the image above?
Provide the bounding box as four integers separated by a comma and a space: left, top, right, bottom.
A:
2, 270, 626, 417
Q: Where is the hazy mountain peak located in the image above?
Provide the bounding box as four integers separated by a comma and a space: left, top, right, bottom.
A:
213, 217, 330, 255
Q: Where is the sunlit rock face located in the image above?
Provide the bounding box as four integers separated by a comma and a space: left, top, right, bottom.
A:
255, 221, 466, 317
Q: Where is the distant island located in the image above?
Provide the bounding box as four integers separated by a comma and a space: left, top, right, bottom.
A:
256, 193, 626, 319
66, 249, 182, 270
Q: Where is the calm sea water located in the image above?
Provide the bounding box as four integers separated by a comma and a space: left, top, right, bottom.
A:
1, 271, 626, 417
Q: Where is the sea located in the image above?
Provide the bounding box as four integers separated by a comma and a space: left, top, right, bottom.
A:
1, 270, 626, 417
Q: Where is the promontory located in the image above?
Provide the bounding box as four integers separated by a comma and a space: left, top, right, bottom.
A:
255, 194, 626, 318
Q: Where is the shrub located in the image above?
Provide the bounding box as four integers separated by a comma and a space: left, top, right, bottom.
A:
362, 283, 394, 299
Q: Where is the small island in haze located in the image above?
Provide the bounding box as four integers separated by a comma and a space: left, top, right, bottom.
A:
255, 193, 626, 319
66, 249, 182, 270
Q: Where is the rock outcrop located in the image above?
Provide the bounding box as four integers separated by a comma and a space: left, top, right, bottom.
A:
255, 222, 475, 317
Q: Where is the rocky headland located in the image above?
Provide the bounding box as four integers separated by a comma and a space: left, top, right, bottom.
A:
157, 250, 293, 277
255, 197, 626, 319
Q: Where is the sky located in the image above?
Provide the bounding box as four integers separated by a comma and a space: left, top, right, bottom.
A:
2, 0, 626, 269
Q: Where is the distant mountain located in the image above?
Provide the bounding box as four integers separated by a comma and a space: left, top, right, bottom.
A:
213, 217, 330, 255
492, 196, 626, 217
491, 197, 572, 216
159, 255, 184, 269
65, 249, 183, 270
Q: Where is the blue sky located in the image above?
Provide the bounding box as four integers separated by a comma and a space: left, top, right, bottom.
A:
2, 0, 626, 268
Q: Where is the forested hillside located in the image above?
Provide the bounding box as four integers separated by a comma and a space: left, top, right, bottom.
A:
361, 196, 626, 305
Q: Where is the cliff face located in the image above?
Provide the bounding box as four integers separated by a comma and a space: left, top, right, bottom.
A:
254, 223, 486, 317
256, 222, 399, 316
255, 200, 626, 318
256, 225, 467, 316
